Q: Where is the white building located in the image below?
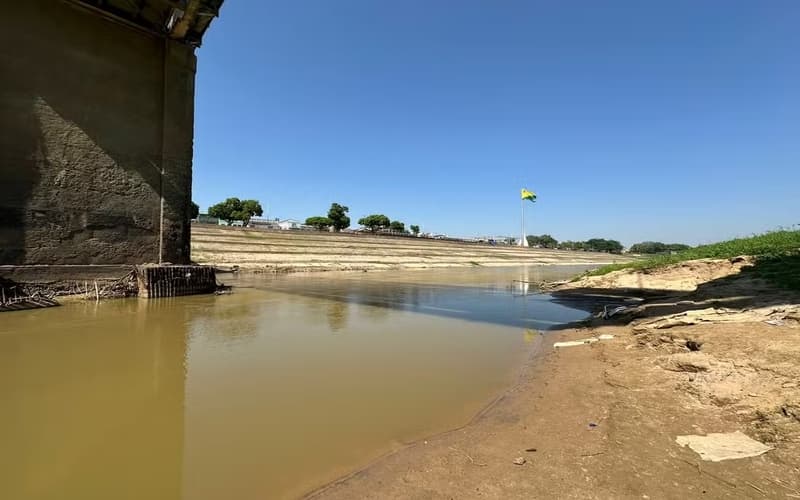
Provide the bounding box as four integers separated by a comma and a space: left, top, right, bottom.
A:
249, 217, 280, 230
278, 219, 302, 230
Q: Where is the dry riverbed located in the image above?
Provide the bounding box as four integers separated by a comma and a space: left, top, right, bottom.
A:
311, 258, 800, 499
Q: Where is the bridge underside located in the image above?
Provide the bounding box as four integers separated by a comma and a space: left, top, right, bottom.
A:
0, 0, 221, 265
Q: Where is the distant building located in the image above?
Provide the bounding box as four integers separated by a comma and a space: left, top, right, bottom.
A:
278, 219, 302, 230
487, 236, 515, 246
249, 217, 280, 230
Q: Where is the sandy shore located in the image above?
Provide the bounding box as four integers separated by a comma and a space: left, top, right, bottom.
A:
309, 257, 800, 499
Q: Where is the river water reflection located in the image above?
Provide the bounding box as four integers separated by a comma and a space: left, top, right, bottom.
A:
1, 265, 598, 499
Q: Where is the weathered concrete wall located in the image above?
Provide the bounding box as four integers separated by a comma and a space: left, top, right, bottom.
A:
0, 0, 195, 265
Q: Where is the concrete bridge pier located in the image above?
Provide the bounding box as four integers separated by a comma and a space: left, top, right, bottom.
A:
0, 0, 223, 269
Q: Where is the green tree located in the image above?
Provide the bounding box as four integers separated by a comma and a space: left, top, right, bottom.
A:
666, 243, 691, 253
305, 216, 332, 231
585, 238, 624, 254
410, 224, 420, 236
389, 220, 405, 233
558, 240, 586, 251
208, 197, 263, 224
629, 242, 691, 254
190, 201, 200, 220
358, 214, 390, 232
208, 197, 239, 223
327, 203, 350, 232
629, 241, 662, 254
608, 240, 624, 254
526, 234, 558, 248
239, 200, 263, 223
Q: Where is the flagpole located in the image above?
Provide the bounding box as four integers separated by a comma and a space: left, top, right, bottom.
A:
520, 196, 524, 246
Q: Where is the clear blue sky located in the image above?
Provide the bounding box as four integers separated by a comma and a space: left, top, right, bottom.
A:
193, 0, 799, 246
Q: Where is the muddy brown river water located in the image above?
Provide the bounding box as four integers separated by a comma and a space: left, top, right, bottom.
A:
0, 265, 600, 499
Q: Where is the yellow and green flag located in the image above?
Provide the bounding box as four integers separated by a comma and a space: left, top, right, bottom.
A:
521, 188, 537, 203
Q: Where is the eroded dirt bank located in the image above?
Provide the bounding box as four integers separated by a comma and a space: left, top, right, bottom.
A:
310, 258, 800, 499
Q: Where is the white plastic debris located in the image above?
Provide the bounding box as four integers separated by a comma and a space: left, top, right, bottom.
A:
554, 335, 614, 348
676, 431, 772, 462
554, 338, 598, 348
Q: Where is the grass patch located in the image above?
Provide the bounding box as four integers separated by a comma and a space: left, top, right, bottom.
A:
582, 230, 800, 290
748, 252, 800, 291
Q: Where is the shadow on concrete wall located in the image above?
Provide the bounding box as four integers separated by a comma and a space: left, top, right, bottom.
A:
0, 89, 41, 264
0, 0, 192, 265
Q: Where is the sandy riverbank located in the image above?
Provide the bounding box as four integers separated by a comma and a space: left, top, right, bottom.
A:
191, 225, 630, 272
310, 257, 800, 499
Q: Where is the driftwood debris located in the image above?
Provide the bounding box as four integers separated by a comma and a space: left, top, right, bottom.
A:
0, 278, 59, 312
84, 270, 139, 300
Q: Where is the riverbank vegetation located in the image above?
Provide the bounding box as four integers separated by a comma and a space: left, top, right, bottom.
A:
628, 241, 691, 254
526, 235, 624, 254
586, 230, 800, 290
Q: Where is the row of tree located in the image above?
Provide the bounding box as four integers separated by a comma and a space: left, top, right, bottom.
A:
200, 198, 424, 235
305, 203, 352, 231
305, 204, 421, 235
525, 234, 558, 248
525, 234, 691, 254
561, 238, 624, 254
558, 238, 625, 253
525, 234, 624, 254
628, 241, 690, 254
353, 214, 419, 235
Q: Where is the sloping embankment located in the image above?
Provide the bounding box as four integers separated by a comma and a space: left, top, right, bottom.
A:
190, 225, 629, 271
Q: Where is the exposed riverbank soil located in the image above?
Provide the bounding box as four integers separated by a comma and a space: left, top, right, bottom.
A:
311, 258, 800, 499
191, 225, 630, 272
